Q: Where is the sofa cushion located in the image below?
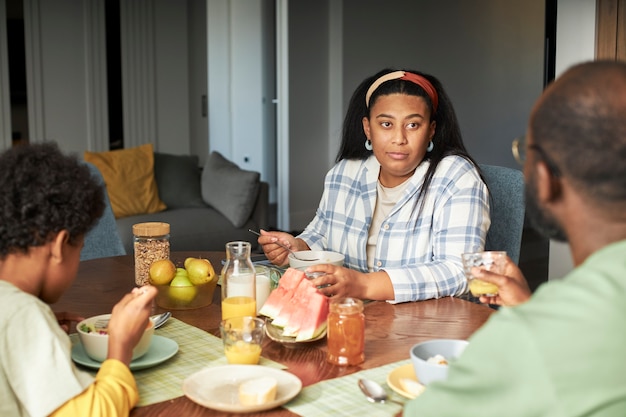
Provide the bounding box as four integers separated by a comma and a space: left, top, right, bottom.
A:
201, 151, 260, 227
153, 152, 206, 209
84, 143, 166, 219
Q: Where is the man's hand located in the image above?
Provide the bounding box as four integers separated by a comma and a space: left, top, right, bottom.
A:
474, 259, 532, 306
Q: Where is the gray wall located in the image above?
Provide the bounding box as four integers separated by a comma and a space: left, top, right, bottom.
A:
288, 1, 331, 228
288, 0, 546, 230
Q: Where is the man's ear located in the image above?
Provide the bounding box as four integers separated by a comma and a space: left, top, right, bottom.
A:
50, 230, 70, 263
535, 160, 562, 204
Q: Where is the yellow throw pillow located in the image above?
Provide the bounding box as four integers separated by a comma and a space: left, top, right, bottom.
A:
84, 143, 166, 218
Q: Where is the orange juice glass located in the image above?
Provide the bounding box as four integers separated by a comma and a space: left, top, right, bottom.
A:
224, 341, 262, 364
221, 296, 256, 320
327, 297, 364, 365
461, 251, 507, 296
220, 316, 265, 364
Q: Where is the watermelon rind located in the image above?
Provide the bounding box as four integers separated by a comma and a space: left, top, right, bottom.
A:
295, 321, 327, 342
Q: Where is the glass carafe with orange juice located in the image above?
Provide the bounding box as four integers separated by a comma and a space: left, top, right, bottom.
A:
221, 241, 256, 320
327, 297, 365, 365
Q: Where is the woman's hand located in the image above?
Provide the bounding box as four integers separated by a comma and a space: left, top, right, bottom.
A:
106, 285, 157, 365
257, 230, 309, 266
474, 260, 531, 307
54, 311, 85, 334
307, 265, 395, 301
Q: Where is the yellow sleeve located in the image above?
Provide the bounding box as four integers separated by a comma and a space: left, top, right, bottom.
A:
49, 359, 139, 417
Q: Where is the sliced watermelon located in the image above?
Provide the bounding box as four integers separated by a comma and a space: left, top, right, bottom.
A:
271, 278, 311, 329
259, 267, 330, 341
258, 268, 305, 319
282, 284, 317, 336
295, 291, 329, 341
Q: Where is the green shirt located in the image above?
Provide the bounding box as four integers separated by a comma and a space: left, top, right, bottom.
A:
405, 239, 626, 417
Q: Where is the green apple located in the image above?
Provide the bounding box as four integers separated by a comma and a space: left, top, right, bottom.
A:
169, 274, 197, 303
170, 274, 193, 287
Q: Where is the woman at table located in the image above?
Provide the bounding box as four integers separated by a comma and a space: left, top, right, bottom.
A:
259, 68, 490, 303
0, 142, 157, 417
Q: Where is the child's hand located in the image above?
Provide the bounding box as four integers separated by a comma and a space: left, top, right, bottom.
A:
54, 311, 85, 334
106, 286, 158, 365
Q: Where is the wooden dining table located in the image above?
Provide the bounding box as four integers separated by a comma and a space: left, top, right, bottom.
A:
54, 251, 495, 416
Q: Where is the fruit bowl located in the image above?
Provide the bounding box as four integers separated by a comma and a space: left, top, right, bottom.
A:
150, 257, 219, 310
154, 277, 218, 310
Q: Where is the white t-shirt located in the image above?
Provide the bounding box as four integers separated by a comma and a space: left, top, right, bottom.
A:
367, 179, 411, 271
0, 281, 93, 417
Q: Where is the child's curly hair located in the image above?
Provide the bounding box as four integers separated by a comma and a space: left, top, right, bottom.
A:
0, 142, 105, 258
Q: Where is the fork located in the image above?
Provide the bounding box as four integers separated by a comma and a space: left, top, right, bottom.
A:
248, 229, 318, 262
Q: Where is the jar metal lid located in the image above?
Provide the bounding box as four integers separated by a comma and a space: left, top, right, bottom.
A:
132, 222, 170, 237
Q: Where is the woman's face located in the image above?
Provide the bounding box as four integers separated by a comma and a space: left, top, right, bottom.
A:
362, 93, 436, 188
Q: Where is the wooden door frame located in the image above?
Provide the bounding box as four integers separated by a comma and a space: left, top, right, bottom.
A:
596, 0, 626, 60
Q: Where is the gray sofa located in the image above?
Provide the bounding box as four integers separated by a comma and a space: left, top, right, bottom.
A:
115, 151, 269, 253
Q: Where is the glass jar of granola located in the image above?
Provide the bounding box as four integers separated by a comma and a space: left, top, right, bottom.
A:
133, 222, 170, 286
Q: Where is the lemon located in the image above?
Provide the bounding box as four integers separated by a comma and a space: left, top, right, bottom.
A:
149, 259, 176, 285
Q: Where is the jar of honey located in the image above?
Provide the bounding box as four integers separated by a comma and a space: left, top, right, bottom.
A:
326, 297, 365, 365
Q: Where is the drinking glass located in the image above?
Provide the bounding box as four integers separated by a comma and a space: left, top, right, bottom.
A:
254, 265, 272, 315
461, 251, 507, 297
220, 316, 265, 364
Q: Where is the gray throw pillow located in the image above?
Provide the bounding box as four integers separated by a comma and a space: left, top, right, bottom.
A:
201, 151, 260, 227
153, 152, 206, 209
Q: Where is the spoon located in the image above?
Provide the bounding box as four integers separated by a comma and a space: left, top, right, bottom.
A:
151, 311, 171, 329
358, 378, 405, 406
248, 229, 318, 262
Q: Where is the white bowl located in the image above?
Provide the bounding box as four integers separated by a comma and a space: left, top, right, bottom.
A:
288, 250, 344, 269
77, 314, 154, 362
410, 339, 468, 385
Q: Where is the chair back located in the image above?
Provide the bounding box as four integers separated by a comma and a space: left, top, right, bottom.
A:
480, 164, 525, 264
81, 163, 126, 261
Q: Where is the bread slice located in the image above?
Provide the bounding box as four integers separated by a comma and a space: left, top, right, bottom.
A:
238, 377, 278, 406
399, 378, 426, 398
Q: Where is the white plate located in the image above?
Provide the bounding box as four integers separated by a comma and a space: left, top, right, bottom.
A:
386, 363, 423, 399
265, 319, 326, 346
183, 365, 302, 413
72, 335, 178, 371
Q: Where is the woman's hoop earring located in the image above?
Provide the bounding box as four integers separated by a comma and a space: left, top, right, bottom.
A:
365, 139, 373, 151
426, 141, 434, 152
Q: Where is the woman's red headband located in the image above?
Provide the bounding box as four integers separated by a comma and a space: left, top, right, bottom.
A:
365, 70, 439, 113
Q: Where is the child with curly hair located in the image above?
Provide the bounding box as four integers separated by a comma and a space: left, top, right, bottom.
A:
0, 142, 157, 416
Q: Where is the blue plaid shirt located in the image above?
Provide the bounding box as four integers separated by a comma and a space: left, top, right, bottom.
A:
298, 155, 490, 303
